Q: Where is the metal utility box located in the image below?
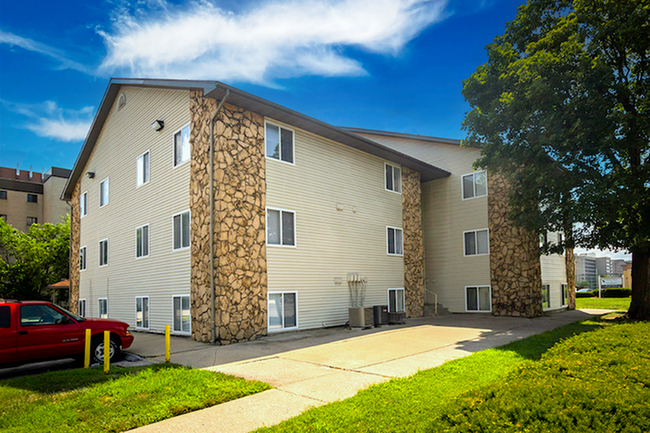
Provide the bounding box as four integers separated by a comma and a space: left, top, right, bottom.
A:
388, 311, 406, 324
349, 307, 374, 329
373, 305, 389, 326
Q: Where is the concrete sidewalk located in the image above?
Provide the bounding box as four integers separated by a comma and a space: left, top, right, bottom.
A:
129, 309, 610, 433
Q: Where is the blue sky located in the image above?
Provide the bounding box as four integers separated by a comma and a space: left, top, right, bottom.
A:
0, 0, 530, 173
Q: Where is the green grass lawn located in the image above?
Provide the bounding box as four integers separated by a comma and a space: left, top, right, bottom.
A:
0, 364, 271, 433
576, 297, 631, 310
257, 316, 650, 432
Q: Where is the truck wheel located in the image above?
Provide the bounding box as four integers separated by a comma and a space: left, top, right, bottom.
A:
91, 335, 121, 364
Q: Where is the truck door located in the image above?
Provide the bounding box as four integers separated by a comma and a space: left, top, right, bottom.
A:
0, 305, 16, 364
16, 304, 83, 362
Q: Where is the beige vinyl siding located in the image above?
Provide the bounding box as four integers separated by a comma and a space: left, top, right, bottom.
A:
541, 232, 568, 310
78, 86, 191, 333
266, 120, 404, 331
354, 133, 490, 312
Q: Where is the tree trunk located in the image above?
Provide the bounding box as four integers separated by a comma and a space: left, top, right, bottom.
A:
565, 248, 576, 310
628, 250, 650, 320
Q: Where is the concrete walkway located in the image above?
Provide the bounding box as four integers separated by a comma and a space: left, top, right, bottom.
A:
129, 309, 610, 433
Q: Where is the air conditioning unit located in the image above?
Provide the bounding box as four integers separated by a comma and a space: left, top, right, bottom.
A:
388, 311, 406, 324
373, 305, 389, 326
349, 307, 374, 329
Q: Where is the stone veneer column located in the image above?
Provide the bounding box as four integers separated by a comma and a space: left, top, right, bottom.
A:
69, 182, 81, 314
189, 90, 267, 344
488, 173, 543, 317
565, 248, 576, 309
402, 167, 425, 318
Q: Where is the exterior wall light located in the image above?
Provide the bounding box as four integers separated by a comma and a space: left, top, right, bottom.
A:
86, 171, 95, 179
151, 120, 164, 131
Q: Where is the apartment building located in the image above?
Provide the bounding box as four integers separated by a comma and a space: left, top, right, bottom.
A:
0, 166, 71, 231
63, 79, 574, 344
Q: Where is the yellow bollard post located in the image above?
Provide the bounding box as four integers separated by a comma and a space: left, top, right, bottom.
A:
103, 331, 110, 374
84, 329, 91, 368
165, 325, 171, 363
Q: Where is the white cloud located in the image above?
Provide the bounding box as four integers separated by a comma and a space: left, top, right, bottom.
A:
2, 100, 93, 142
98, 0, 449, 84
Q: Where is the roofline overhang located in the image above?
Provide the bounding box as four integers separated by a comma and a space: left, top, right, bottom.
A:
339, 127, 463, 146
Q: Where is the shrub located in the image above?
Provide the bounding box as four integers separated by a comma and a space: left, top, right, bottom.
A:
600, 288, 632, 298
576, 291, 595, 298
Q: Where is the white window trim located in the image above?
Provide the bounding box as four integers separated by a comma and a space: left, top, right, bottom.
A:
264, 120, 296, 166
99, 238, 109, 267
136, 149, 151, 188
172, 124, 191, 169
461, 170, 488, 201
464, 285, 492, 313
135, 296, 150, 330
80, 191, 88, 218
99, 177, 109, 208
463, 228, 490, 257
171, 294, 191, 335
267, 291, 299, 332
387, 288, 406, 313
98, 298, 108, 318
78, 299, 87, 318
135, 224, 150, 259
171, 210, 191, 252
384, 162, 402, 194
80, 245, 87, 271
386, 226, 404, 256
266, 207, 297, 248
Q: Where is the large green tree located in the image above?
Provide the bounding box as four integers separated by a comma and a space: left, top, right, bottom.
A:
0, 216, 70, 300
462, 0, 650, 318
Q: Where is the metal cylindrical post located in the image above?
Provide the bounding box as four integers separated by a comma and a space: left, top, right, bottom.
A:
165, 325, 170, 363
84, 329, 91, 368
103, 331, 110, 374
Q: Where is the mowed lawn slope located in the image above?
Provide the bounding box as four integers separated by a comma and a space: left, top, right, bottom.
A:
576, 297, 631, 310
257, 317, 650, 432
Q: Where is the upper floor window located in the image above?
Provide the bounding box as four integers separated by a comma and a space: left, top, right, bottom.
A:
462, 170, 487, 200
80, 192, 88, 217
136, 224, 150, 258
385, 163, 402, 193
79, 246, 87, 271
464, 229, 489, 256
0, 190, 7, 200
27, 194, 38, 203
137, 151, 150, 187
27, 217, 38, 226
173, 211, 190, 250
174, 125, 190, 167
267, 208, 295, 246
265, 122, 294, 164
387, 227, 404, 256
99, 239, 109, 266
99, 178, 109, 207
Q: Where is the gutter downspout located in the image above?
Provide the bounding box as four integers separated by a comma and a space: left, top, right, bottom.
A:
209, 88, 230, 344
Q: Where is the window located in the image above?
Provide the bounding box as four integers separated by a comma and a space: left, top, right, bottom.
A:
79, 246, 87, 271
78, 299, 86, 318
387, 227, 404, 255
388, 288, 405, 313
136, 224, 150, 258
98, 298, 108, 319
99, 239, 109, 266
20, 304, 65, 326
173, 211, 190, 250
0, 215, 6, 222
462, 171, 487, 199
174, 125, 190, 167
80, 192, 88, 217
0, 190, 6, 200
267, 208, 295, 246
172, 295, 191, 334
542, 284, 551, 309
26, 217, 38, 226
0, 306, 10, 328
265, 122, 294, 164
464, 229, 489, 256
561, 284, 568, 307
466, 286, 491, 312
268, 292, 297, 331
540, 232, 548, 247
137, 151, 150, 186
99, 178, 109, 207
136, 297, 149, 329
385, 163, 402, 193
27, 194, 38, 203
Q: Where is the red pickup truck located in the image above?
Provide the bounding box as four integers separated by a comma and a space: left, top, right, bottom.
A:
0, 300, 134, 367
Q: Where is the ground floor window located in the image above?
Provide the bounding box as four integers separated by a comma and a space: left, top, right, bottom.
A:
136, 296, 149, 329
173, 295, 191, 334
98, 298, 108, 319
466, 286, 491, 312
542, 284, 551, 309
78, 299, 86, 318
268, 292, 297, 331
561, 284, 568, 307
388, 288, 405, 313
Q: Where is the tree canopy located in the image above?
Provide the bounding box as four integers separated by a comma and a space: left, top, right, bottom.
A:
0, 216, 70, 300
462, 0, 649, 318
